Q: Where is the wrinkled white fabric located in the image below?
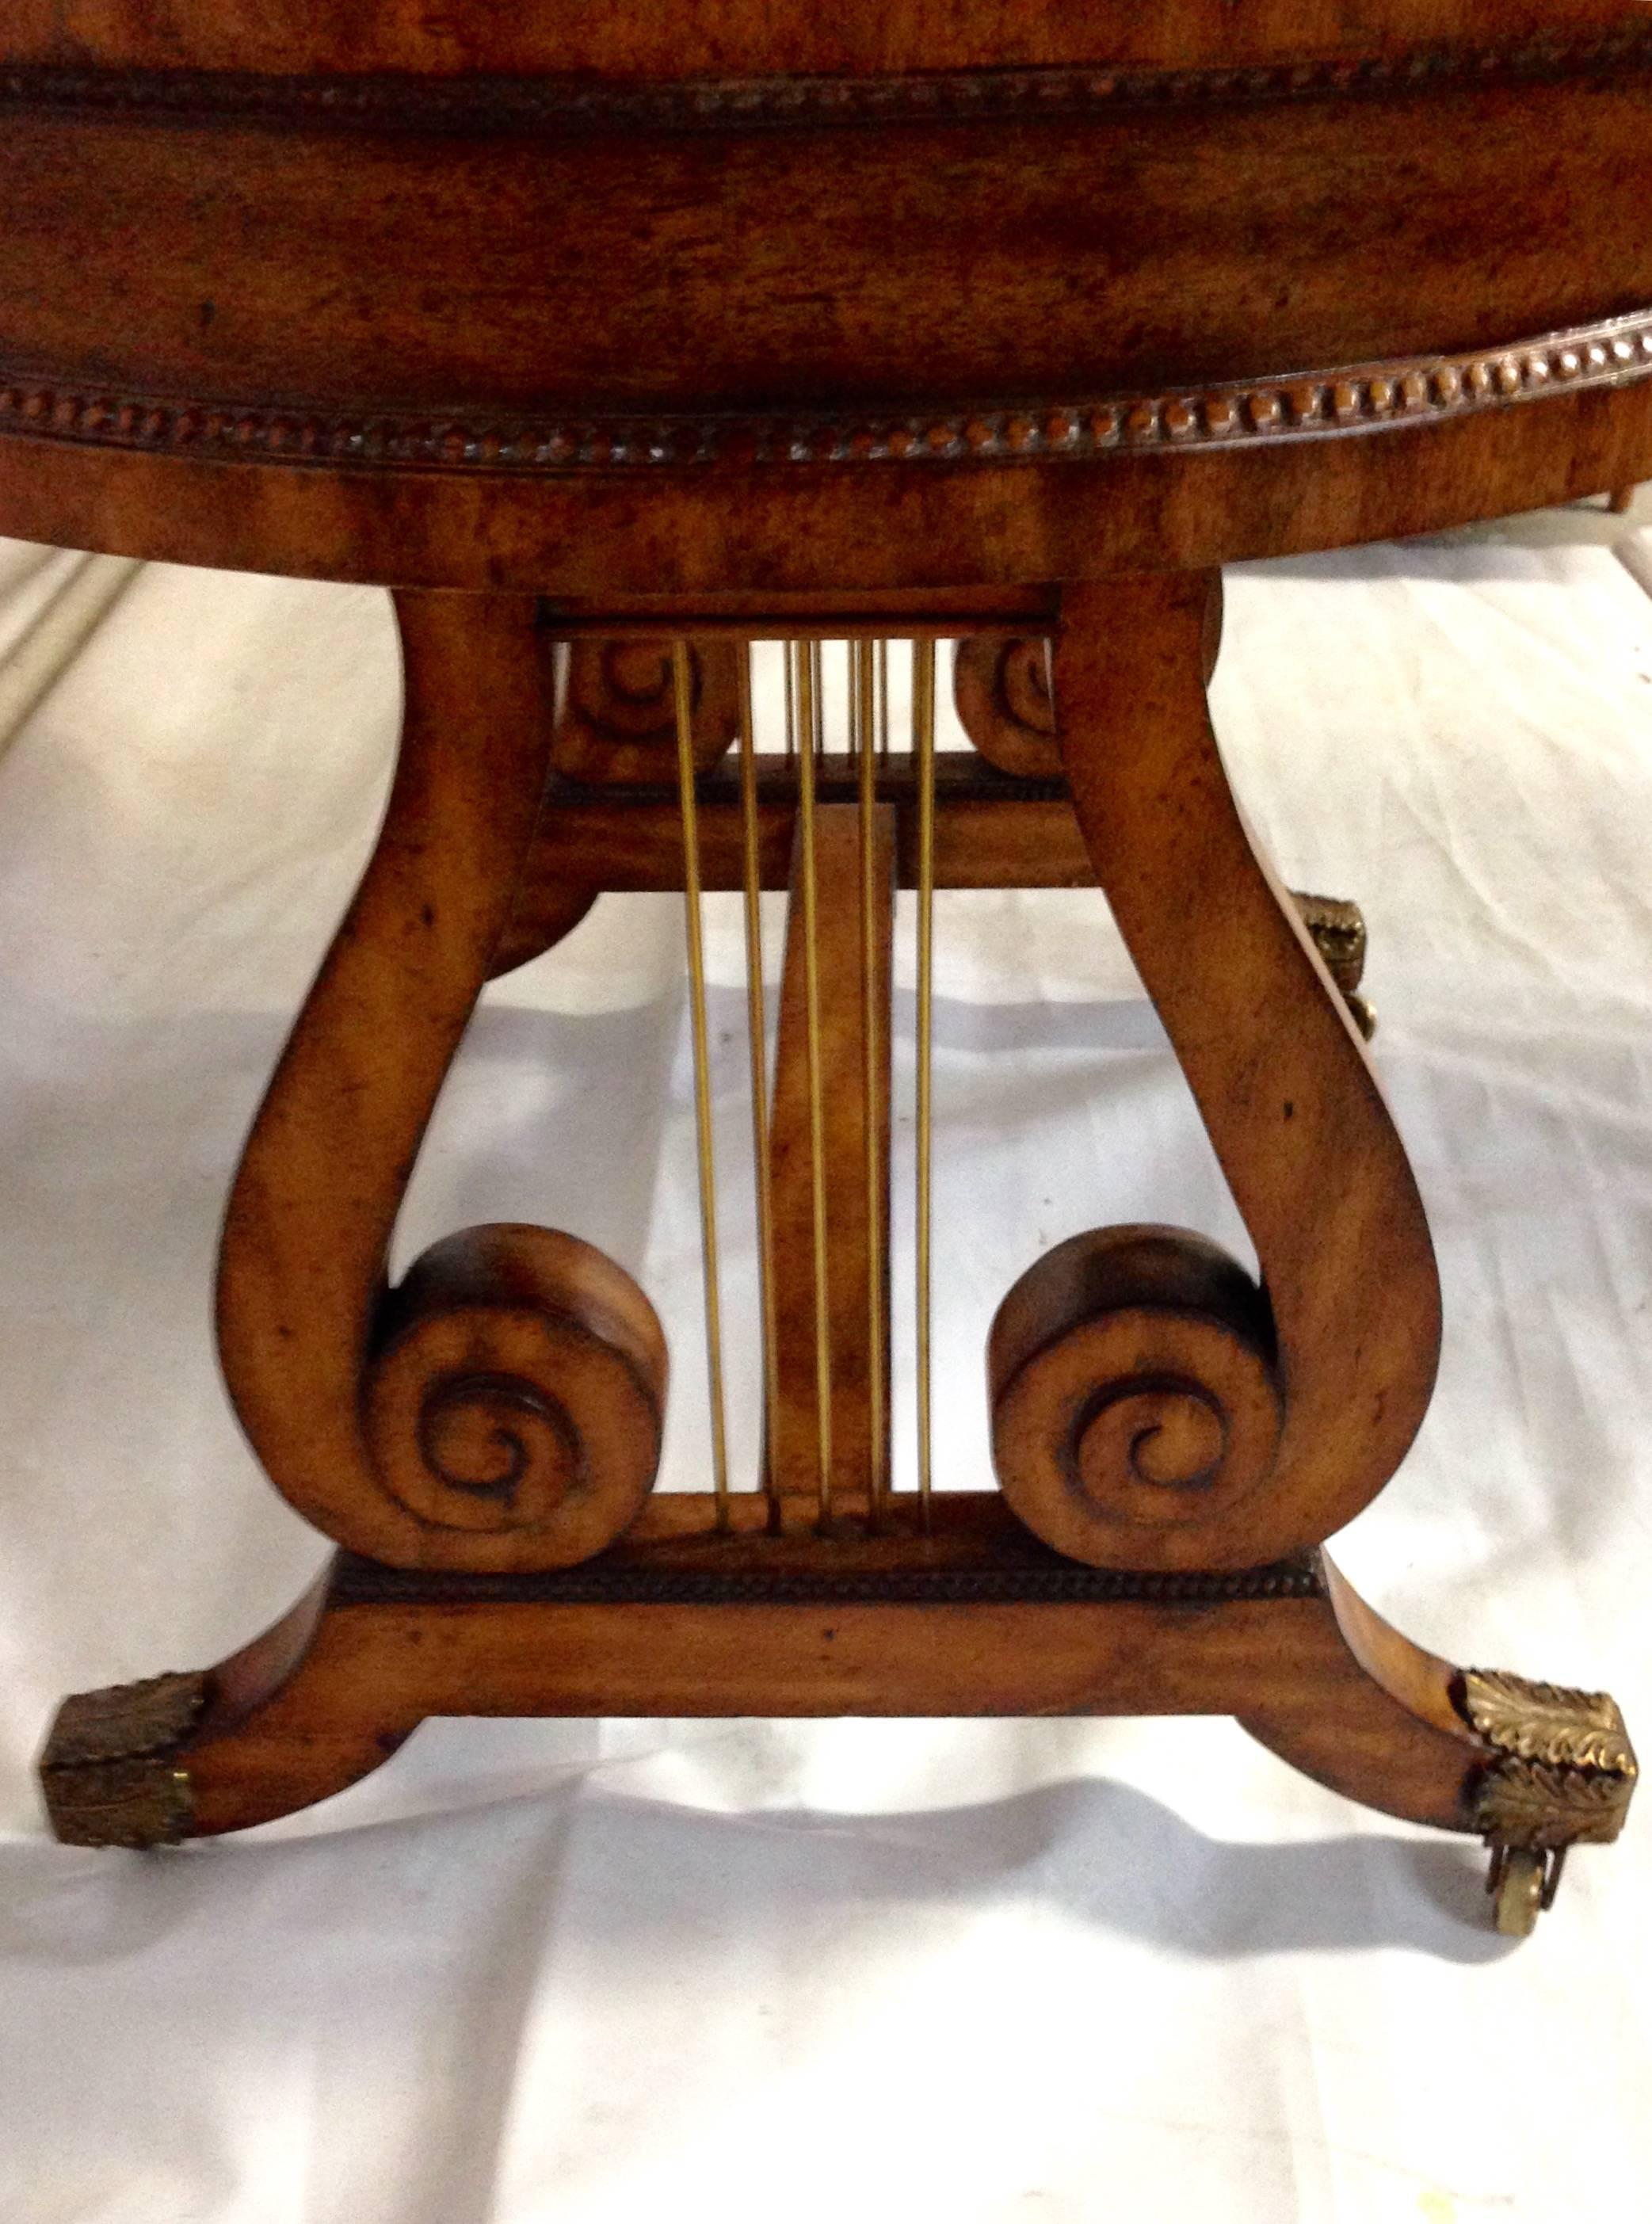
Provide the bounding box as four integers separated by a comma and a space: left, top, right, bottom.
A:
1, 505, 1650, 2222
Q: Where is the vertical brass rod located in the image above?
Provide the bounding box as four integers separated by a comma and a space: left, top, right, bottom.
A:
673, 643, 731, 1524
738, 647, 784, 1509
810, 640, 825, 762
795, 641, 834, 1520
857, 640, 886, 1523
876, 637, 890, 761
783, 639, 796, 760
913, 638, 937, 1527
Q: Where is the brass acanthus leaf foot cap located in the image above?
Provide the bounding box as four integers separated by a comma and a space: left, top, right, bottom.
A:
38, 1670, 207, 1848
1460, 1668, 1637, 1852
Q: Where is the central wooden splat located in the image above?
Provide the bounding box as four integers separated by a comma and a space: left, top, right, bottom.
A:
768, 803, 895, 1513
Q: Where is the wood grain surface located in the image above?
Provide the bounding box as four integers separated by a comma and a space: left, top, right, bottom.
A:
5, 0, 1648, 78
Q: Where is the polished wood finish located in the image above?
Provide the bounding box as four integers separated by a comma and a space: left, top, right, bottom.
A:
39, 1500, 1491, 1844
10, 1, 1649, 77
1027, 571, 1441, 1569
11, 91, 1650, 431
768, 807, 895, 1506
217, 593, 668, 1571
4, 29, 1652, 591
505, 753, 1091, 915
990, 1226, 1288, 1569
5, 359, 1648, 596
13, 6, 1641, 1920
550, 637, 740, 787
954, 580, 1223, 780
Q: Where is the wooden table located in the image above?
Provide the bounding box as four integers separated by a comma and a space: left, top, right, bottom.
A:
3, 1, 1644, 1936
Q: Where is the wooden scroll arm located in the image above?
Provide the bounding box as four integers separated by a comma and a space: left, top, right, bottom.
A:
996, 573, 1440, 1571
217, 591, 666, 1573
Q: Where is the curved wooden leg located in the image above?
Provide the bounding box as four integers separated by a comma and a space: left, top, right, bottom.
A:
216, 590, 669, 1574
36, 1569, 405, 1844
951, 616, 1376, 1036
36, 1524, 1635, 1940
1240, 1554, 1637, 1933
488, 879, 600, 981
990, 573, 1440, 1571
952, 578, 1224, 780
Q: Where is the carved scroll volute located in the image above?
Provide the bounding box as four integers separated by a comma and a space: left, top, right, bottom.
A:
216, 591, 666, 1570
992, 572, 1440, 1571
952, 635, 1062, 777
953, 579, 1223, 778
550, 635, 740, 784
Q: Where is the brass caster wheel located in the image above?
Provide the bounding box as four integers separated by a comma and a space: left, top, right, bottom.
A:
1486, 1844, 1566, 1937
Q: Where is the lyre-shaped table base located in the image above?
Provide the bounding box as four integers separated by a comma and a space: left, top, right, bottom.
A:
36, 577, 1637, 1941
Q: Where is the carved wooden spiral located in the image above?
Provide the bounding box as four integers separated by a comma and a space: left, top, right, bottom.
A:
952, 633, 1060, 777
217, 592, 670, 1571
364, 1225, 666, 1561
990, 1228, 1283, 1563
954, 578, 1223, 779
492, 629, 744, 972
551, 635, 740, 784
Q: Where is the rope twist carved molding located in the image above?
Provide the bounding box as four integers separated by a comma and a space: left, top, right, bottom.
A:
2, 313, 1650, 479
3, 32, 1652, 134
331, 1551, 1327, 1609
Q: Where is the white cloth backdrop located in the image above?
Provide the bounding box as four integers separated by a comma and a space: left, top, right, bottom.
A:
1, 502, 1650, 2222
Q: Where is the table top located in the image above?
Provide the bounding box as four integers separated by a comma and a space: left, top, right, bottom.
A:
6, 0, 1650, 78
2, 6, 1650, 593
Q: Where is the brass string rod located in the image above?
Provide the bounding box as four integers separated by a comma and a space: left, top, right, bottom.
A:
736, 647, 784, 1509
913, 637, 937, 1525
876, 637, 890, 762
795, 640, 834, 1521
857, 639, 887, 1520
672, 642, 731, 1524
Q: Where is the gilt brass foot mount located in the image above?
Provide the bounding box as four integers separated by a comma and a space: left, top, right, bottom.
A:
1461, 1669, 1638, 1933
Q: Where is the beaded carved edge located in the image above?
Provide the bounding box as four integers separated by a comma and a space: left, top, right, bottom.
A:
2, 311, 1650, 478
1459, 1669, 1638, 1852
37, 1670, 205, 1849
2, 30, 1652, 132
